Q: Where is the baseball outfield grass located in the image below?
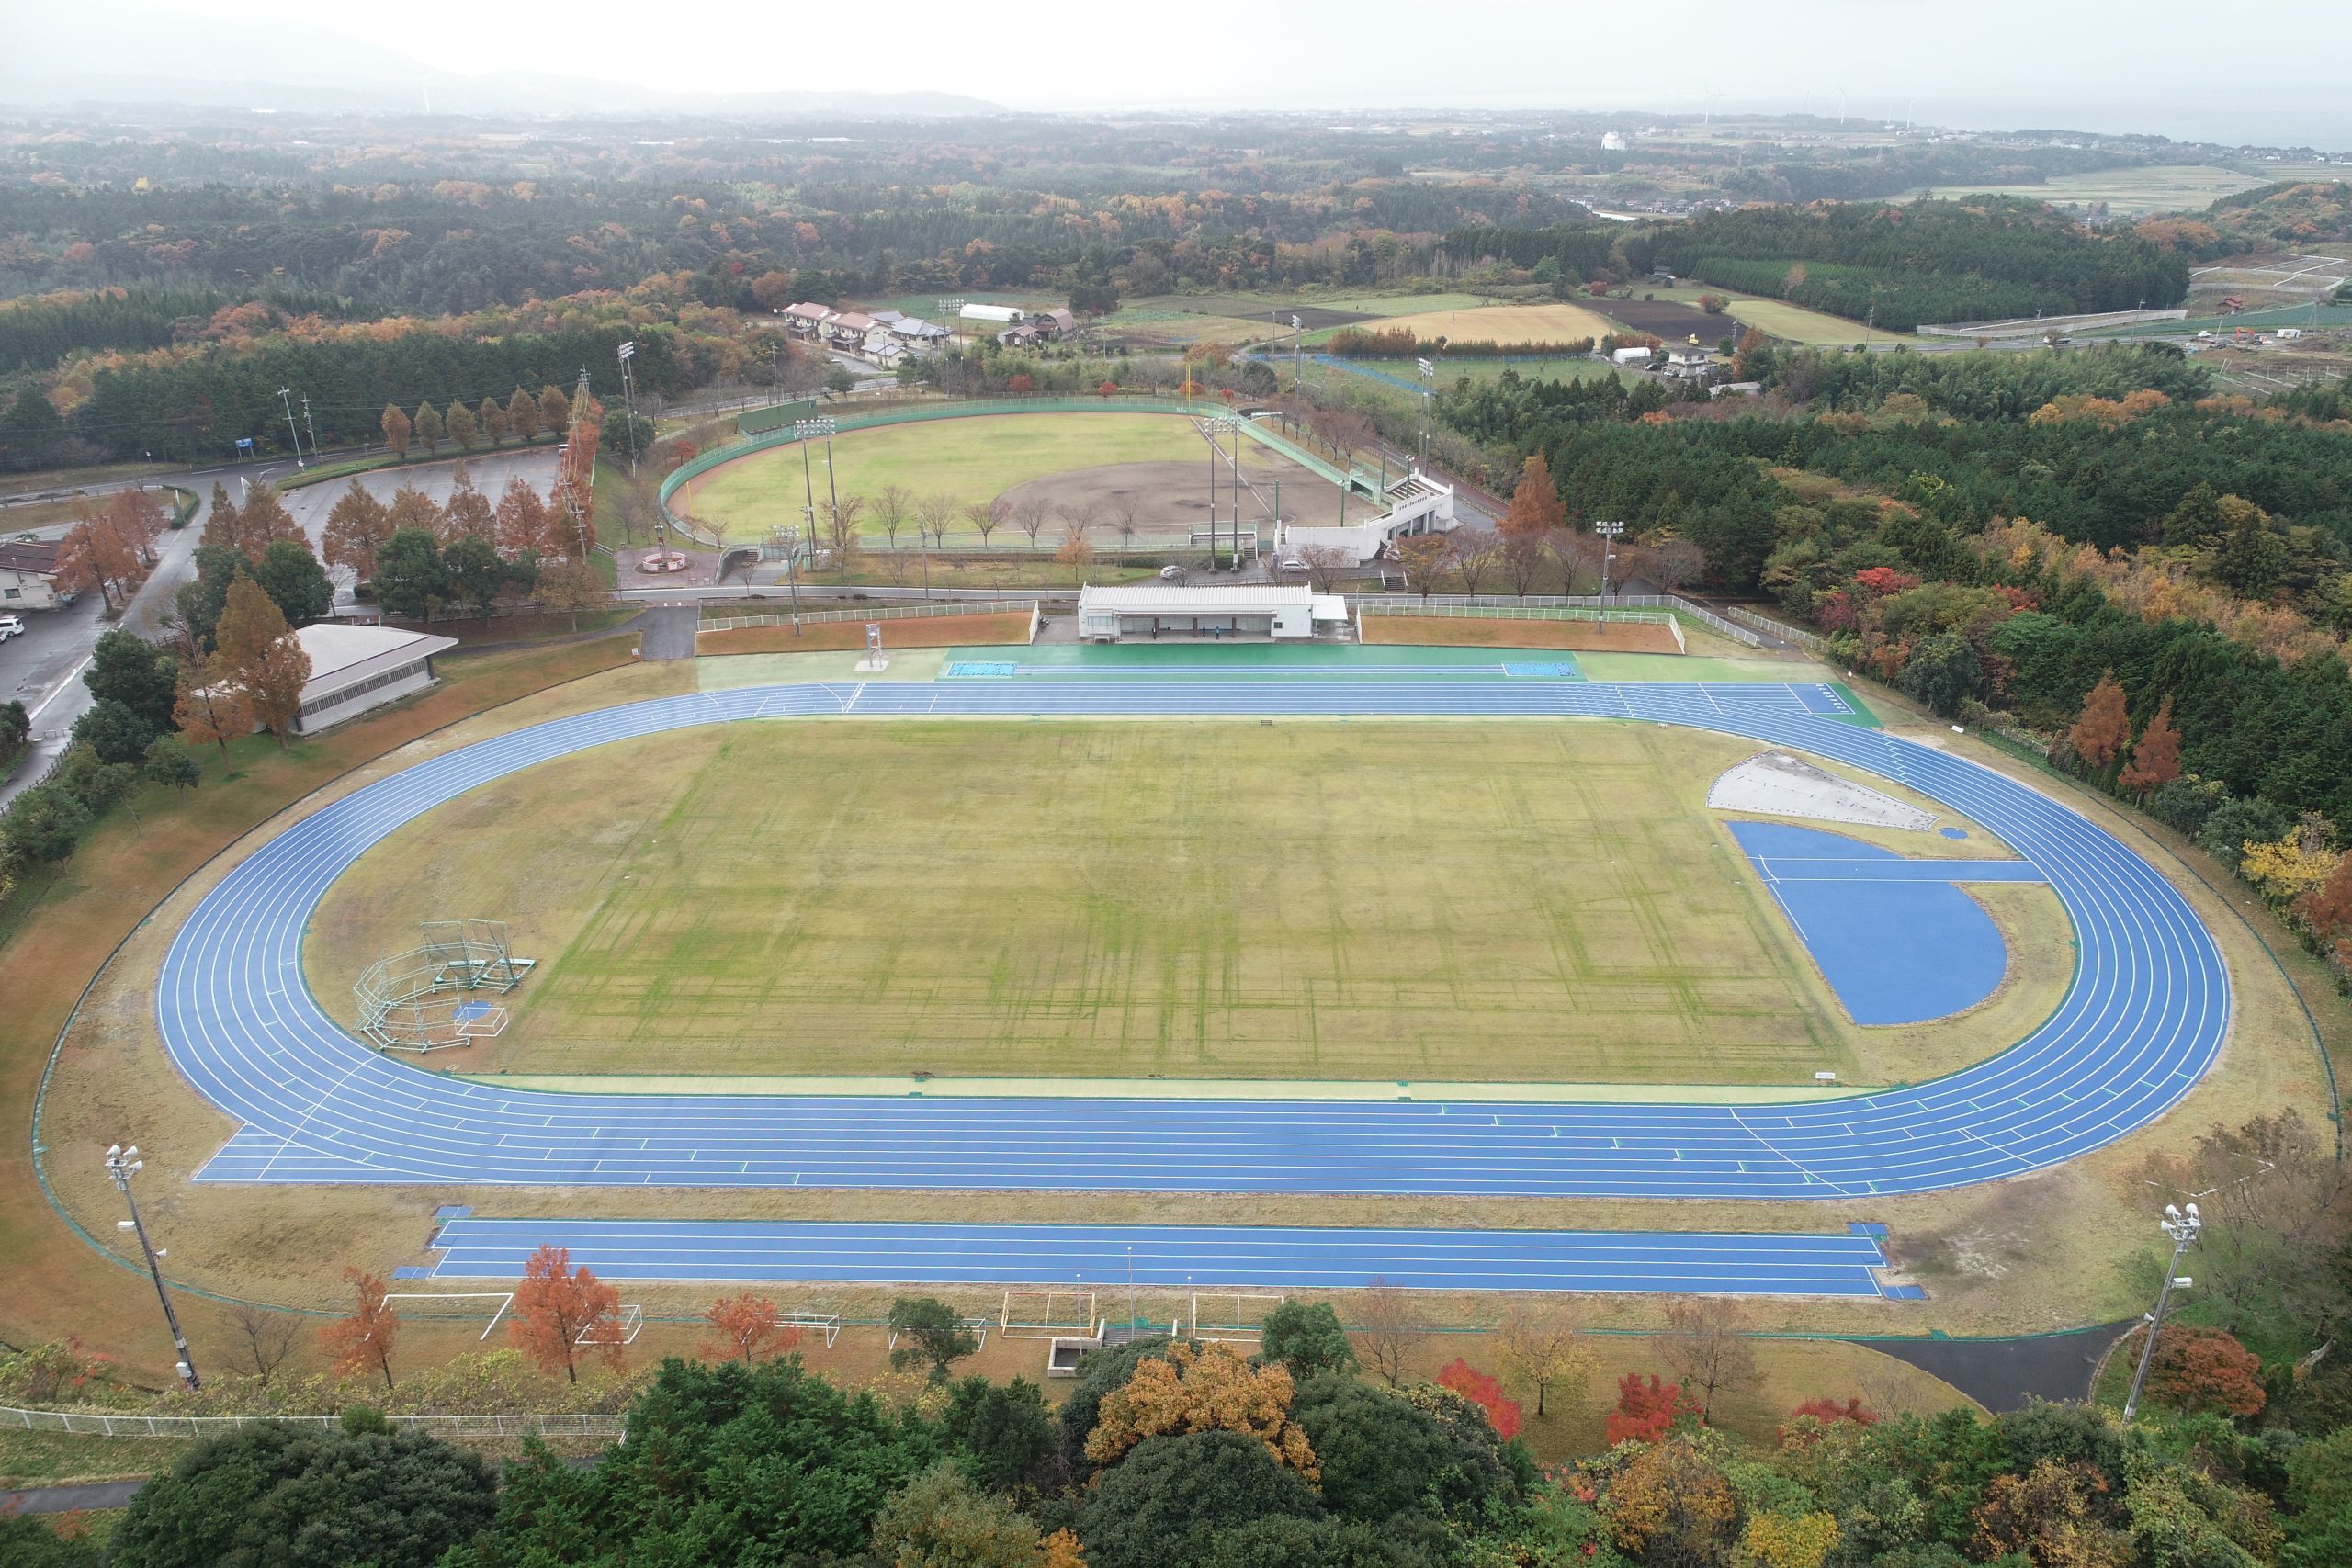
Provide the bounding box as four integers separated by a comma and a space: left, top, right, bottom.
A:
301, 718, 2068, 1088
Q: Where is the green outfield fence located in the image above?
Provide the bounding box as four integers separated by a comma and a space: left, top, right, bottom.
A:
736, 398, 822, 436
701, 598, 1038, 633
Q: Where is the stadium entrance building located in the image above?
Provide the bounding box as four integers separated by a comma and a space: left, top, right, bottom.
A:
1077, 584, 1344, 643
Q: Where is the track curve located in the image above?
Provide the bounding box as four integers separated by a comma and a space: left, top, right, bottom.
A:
156, 679, 2227, 1197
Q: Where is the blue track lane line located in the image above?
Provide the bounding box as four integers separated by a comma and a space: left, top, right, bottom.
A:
428, 1217, 1895, 1296
154, 677, 2228, 1198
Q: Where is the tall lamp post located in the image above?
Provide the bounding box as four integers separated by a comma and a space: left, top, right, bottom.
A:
1594, 520, 1625, 629
2122, 1202, 2201, 1420
616, 342, 641, 472
277, 387, 306, 469
1416, 357, 1435, 468
1205, 415, 1237, 570
106, 1145, 199, 1390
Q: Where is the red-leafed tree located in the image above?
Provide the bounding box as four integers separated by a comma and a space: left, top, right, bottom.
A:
699, 1294, 804, 1365
1781, 1396, 1877, 1441
2297, 854, 2352, 942
2069, 671, 2131, 770
2144, 1325, 2267, 1417
1435, 1358, 1521, 1439
508, 1244, 623, 1382
2119, 693, 2183, 800
319, 1268, 400, 1391
1605, 1373, 1702, 1444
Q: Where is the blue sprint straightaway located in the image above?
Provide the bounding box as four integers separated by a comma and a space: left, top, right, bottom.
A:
427, 1216, 1904, 1297
157, 678, 2228, 1198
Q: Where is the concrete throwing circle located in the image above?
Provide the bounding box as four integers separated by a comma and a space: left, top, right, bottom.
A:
157, 678, 2225, 1197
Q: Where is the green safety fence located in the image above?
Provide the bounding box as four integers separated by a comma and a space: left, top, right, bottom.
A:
736, 398, 822, 436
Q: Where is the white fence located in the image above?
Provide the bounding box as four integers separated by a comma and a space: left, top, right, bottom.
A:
701, 599, 1038, 633
1356, 600, 1684, 650
1350, 592, 1763, 648
1722, 604, 1833, 655
0, 1404, 627, 1440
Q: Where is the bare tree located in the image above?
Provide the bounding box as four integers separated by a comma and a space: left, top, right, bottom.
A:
1111, 494, 1143, 560
1499, 534, 1548, 598
225, 1302, 301, 1390
872, 485, 914, 551
1657, 1299, 1758, 1421
1544, 526, 1597, 596
1493, 1301, 1595, 1418
824, 495, 865, 558
1013, 498, 1052, 549
1649, 537, 1708, 592
1298, 543, 1354, 594
918, 492, 959, 551
1354, 1280, 1426, 1390
2137, 1110, 2352, 1336
1053, 501, 1092, 547
962, 498, 1006, 549
1448, 526, 1502, 596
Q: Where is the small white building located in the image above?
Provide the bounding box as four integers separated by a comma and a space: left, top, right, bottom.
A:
0, 539, 62, 611
290, 623, 458, 734
1078, 584, 1322, 643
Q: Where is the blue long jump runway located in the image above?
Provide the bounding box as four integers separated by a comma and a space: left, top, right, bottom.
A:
427, 1217, 1899, 1297
156, 677, 2227, 1204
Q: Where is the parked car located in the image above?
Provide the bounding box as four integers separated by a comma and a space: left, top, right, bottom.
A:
0, 615, 24, 640
1277, 558, 1310, 573
1159, 564, 1184, 580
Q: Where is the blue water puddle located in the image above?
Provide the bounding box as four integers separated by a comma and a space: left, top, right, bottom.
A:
1727, 822, 2047, 1027
1940, 827, 1969, 840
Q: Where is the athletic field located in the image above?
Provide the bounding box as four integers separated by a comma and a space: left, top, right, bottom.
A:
678, 412, 1330, 543
303, 718, 2064, 1088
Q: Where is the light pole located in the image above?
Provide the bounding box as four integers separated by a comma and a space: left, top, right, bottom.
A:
1291, 313, 1304, 388
616, 342, 641, 472
300, 396, 319, 462
1416, 357, 1435, 468
1206, 415, 1237, 570
937, 298, 966, 346
277, 387, 305, 468
105, 1145, 199, 1391
2123, 1203, 2201, 1420
1594, 519, 1625, 630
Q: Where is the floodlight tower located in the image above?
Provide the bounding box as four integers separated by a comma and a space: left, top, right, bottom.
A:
2123, 1203, 2202, 1420
937, 297, 966, 344
1594, 519, 1625, 602
105, 1144, 200, 1390
616, 341, 641, 472
1415, 357, 1436, 468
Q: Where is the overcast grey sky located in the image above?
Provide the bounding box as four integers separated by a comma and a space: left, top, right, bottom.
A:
37, 0, 2352, 146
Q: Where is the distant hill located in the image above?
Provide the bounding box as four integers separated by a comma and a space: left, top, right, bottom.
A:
2136, 180, 2352, 258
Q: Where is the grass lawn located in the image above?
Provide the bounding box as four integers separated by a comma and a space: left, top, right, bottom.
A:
1430, 357, 1633, 388
1360, 615, 1685, 654
681, 413, 1221, 540
1724, 299, 1917, 346
1315, 300, 1620, 348
1898, 164, 2338, 215
303, 718, 2069, 1089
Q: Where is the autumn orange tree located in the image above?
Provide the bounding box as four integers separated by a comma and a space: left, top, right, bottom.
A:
1501, 452, 1565, 544
699, 1294, 803, 1365
508, 1244, 623, 1383
212, 577, 311, 748
494, 478, 552, 556
1083, 1340, 1318, 1479
2145, 1325, 2267, 1417
2119, 693, 2182, 800
54, 507, 143, 612
506, 388, 542, 445
380, 403, 413, 459
171, 657, 256, 759
2068, 670, 2131, 772
322, 480, 394, 581
1607, 1437, 1738, 1565
1972, 1458, 2116, 1565
319, 1268, 400, 1391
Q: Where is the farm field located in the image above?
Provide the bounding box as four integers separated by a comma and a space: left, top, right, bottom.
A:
302, 718, 2069, 1089
1903, 163, 2345, 215
1724, 298, 1917, 345
677, 412, 1332, 542
1329, 299, 1621, 347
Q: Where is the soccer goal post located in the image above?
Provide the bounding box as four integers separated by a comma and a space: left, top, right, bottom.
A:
1000, 1290, 1097, 1340
384, 1292, 516, 1342
1189, 1292, 1286, 1341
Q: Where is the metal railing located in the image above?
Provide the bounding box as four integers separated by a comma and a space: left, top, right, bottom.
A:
701, 599, 1036, 633
1360, 601, 1673, 626
1723, 604, 1832, 654
0, 1404, 627, 1439
1352, 592, 1763, 647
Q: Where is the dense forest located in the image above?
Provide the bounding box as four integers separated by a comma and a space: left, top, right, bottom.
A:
1634, 199, 2191, 330
2134, 179, 2352, 259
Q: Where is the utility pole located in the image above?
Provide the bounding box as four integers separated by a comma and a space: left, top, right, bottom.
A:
300, 396, 318, 462
277, 388, 305, 468
2123, 1203, 2202, 1420
106, 1145, 199, 1391
616, 342, 641, 472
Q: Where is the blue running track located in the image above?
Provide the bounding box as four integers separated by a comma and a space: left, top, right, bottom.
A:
154, 677, 2228, 1202
427, 1217, 1902, 1297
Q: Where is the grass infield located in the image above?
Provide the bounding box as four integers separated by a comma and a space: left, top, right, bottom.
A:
303, 718, 2068, 1088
